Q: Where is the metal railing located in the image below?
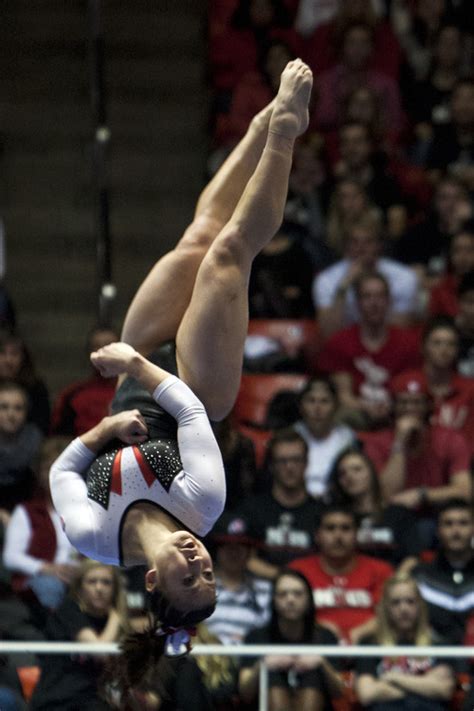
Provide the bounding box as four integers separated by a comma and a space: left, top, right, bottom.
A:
1, 642, 472, 711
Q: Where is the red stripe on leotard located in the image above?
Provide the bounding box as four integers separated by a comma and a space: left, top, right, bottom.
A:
132, 446, 156, 488
110, 449, 123, 495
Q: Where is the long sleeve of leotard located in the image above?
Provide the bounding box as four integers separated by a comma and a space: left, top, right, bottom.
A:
151, 376, 226, 520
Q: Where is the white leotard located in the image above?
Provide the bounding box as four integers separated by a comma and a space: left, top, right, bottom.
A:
49, 376, 226, 566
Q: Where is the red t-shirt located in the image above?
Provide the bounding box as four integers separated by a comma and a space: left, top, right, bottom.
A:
317, 325, 421, 403
393, 368, 474, 452
289, 554, 393, 642
428, 274, 458, 317
359, 425, 471, 489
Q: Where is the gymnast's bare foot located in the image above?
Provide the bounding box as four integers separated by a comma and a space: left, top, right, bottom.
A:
269, 59, 313, 139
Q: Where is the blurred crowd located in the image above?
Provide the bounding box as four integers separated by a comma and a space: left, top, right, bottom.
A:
0, 0, 474, 708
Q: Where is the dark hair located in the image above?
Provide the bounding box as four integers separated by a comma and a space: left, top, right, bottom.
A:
299, 375, 338, 404
317, 503, 358, 529
353, 270, 390, 300
422, 314, 460, 345
326, 446, 382, 511
458, 270, 474, 298
0, 330, 39, 388
115, 588, 216, 691
437, 498, 473, 523
269, 569, 315, 642
231, 0, 292, 29
267, 427, 308, 462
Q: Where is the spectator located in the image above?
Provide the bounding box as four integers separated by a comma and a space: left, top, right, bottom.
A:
359, 374, 471, 546
317, 271, 421, 426
293, 376, 356, 498
248, 222, 315, 319
290, 505, 393, 643
326, 447, 422, 568
240, 428, 322, 580
0, 381, 43, 516
413, 498, 474, 645
325, 178, 379, 257
212, 415, 257, 513
456, 270, 474, 377
239, 568, 344, 710
332, 121, 405, 217
313, 213, 419, 340
29, 558, 128, 711
426, 78, 474, 188
355, 572, 456, 710
428, 228, 474, 317
50, 325, 119, 438
313, 22, 403, 134
2, 437, 78, 630
407, 24, 468, 157
394, 174, 471, 275
204, 512, 271, 645
391, 316, 474, 451
0, 330, 50, 434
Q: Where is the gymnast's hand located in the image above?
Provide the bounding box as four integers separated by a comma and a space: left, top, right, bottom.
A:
108, 410, 149, 445
91, 341, 139, 377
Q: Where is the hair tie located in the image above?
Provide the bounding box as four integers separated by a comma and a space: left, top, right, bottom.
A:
155, 625, 196, 656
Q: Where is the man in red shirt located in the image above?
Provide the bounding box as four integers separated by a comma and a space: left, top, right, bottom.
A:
359, 375, 471, 516
391, 316, 474, 454
290, 505, 393, 644
317, 271, 421, 428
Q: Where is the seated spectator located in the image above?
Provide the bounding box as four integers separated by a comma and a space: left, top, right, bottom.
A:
204, 512, 271, 645
0, 331, 50, 434
326, 447, 422, 568
2, 437, 78, 630
293, 377, 356, 497
284, 135, 332, 268
359, 375, 471, 547
426, 78, 474, 188
355, 572, 456, 711
240, 428, 323, 580
313, 214, 419, 341
239, 569, 344, 710
325, 178, 380, 257
317, 271, 421, 427
221, 39, 294, 146
303, 0, 402, 80
456, 270, 474, 377
391, 316, 474, 451
331, 122, 405, 218
313, 22, 403, 135
392, 0, 448, 82
212, 415, 257, 513
49, 325, 119, 437
394, 174, 471, 276
29, 558, 128, 711
413, 498, 474, 645
248, 222, 315, 319
290, 505, 393, 643
428, 227, 474, 317
407, 24, 468, 159
0, 381, 43, 516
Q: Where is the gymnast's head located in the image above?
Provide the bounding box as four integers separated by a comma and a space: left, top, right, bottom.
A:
145, 530, 216, 617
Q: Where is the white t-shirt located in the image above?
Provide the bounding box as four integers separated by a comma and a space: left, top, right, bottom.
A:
312, 257, 419, 324
50, 376, 226, 566
294, 420, 355, 497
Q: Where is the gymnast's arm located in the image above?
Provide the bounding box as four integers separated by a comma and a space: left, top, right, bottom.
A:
49, 410, 150, 551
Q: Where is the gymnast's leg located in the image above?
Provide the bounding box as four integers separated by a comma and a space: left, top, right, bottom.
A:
120, 101, 275, 356
176, 59, 313, 420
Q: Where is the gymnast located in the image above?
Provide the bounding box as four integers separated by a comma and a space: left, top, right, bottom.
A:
49, 59, 312, 679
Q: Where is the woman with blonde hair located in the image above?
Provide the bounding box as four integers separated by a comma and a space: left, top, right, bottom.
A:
355, 573, 455, 710
30, 558, 128, 710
